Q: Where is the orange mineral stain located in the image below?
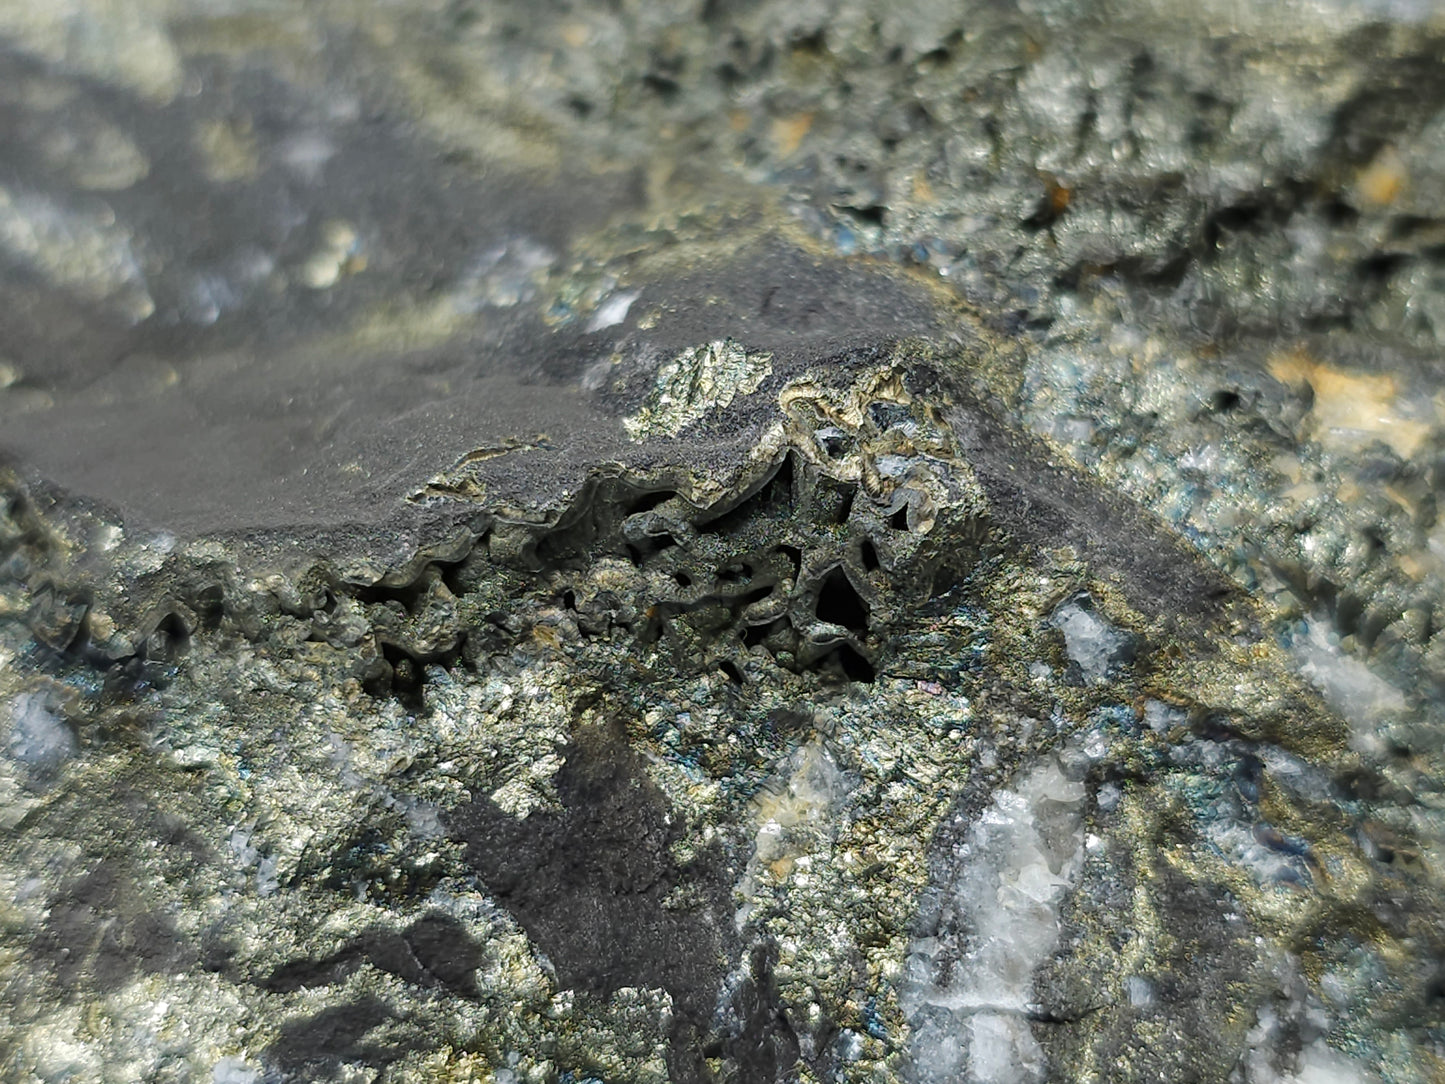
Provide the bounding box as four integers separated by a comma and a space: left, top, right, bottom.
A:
770, 112, 815, 157
1357, 146, 1407, 207
1268, 347, 1430, 459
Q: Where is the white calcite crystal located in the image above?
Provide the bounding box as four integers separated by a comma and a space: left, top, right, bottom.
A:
904, 754, 1088, 1083
1050, 599, 1131, 685
1239, 1001, 1380, 1084
734, 738, 849, 929
1291, 618, 1406, 733
5, 692, 75, 769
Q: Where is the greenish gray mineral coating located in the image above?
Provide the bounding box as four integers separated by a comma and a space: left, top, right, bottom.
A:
1, 2, 1443, 1083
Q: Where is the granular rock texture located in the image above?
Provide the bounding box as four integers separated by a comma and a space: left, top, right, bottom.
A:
0, 2, 1443, 1083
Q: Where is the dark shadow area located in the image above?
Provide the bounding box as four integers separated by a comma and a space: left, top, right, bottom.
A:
266, 999, 406, 1080
263, 912, 486, 998
815, 566, 869, 632
446, 722, 736, 1080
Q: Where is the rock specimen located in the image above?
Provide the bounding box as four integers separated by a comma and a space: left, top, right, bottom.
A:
0, 1, 1442, 1082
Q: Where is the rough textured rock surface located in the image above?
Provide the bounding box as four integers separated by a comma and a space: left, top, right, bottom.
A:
0, 2, 1442, 1082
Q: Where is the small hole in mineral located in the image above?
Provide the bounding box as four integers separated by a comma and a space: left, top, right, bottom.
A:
718, 660, 744, 683
1426, 969, 1445, 1003
627, 489, 677, 515
742, 622, 772, 648
860, 538, 881, 572
145, 613, 191, 662
776, 545, 803, 576
562, 589, 577, 610
929, 565, 962, 598
717, 562, 752, 584
639, 612, 666, 645
815, 426, 849, 458
673, 571, 693, 588
768, 453, 796, 507
816, 567, 869, 632
842, 203, 887, 227
631, 533, 678, 564
1334, 591, 1366, 638
380, 645, 426, 709
833, 643, 876, 683
738, 585, 773, 607
195, 585, 226, 630
888, 506, 910, 531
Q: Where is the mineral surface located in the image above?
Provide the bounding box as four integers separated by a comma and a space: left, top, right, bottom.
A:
1, 2, 1443, 1083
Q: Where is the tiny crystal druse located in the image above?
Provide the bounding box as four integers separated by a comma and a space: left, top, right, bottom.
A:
4, 330, 1437, 1084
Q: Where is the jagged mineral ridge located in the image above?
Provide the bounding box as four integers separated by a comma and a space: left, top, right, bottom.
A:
1, 1, 1443, 1082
